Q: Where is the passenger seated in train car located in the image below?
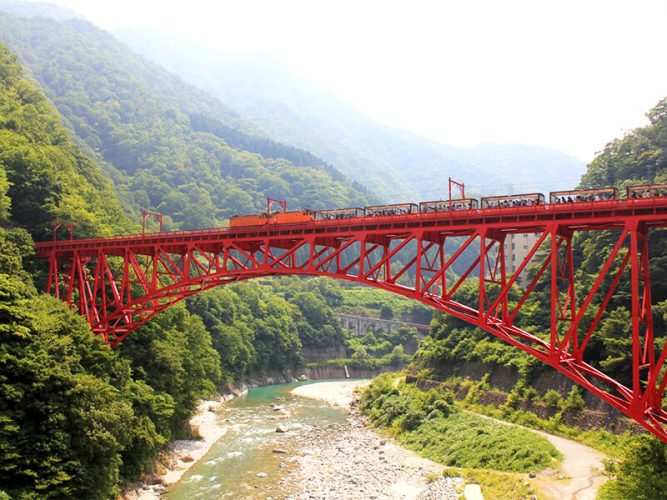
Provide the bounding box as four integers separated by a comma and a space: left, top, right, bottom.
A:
420, 199, 477, 213
551, 188, 617, 205
366, 204, 417, 217
486, 198, 536, 209
315, 208, 363, 220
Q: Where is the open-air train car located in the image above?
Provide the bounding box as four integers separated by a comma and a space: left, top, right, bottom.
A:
419, 199, 479, 213
480, 193, 545, 209
314, 207, 365, 220
364, 203, 419, 217
627, 183, 667, 199
550, 187, 618, 204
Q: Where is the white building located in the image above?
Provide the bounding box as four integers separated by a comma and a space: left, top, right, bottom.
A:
504, 233, 541, 287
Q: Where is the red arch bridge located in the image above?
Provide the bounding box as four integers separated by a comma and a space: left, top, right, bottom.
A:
36, 198, 667, 442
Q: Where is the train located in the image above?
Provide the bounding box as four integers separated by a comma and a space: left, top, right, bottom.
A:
228, 183, 667, 229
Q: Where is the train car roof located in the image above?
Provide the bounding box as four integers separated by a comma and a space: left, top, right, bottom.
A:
365, 202, 419, 209
315, 207, 363, 212
230, 213, 266, 218
550, 187, 617, 195
627, 183, 667, 190
420, 198, 477, 204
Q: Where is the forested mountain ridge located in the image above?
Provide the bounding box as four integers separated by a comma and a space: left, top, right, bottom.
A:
0, 11, 373, 231
116, 28, 586, 201
0, 43, 129, 239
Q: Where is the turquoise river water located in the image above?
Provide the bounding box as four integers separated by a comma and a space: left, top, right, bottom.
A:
164, 381, 347, 499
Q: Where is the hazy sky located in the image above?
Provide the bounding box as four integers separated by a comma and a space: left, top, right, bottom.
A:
37, 0, 667, 162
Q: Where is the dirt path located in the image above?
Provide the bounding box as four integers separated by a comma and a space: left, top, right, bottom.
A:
468, 411, 608, 500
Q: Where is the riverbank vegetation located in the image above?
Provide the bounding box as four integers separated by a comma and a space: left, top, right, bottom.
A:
359, 374, 560, 472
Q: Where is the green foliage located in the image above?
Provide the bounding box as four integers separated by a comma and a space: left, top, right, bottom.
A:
390, 345, 405, 365
379, 304, 394, 320
267, 277, 419, 364
359, 375, 560, 472
0, 42, 130, 238
562, 386, 585, 412
186, 284, 304, 384
457, 469, 534, 499
337, 286, 431, 322
347, 326, 418, 359
0, 274, 133, 498
116, 305, 220, 437
599, 435, 667, 500
543, 389, 561, 407
291, 291, 346, 349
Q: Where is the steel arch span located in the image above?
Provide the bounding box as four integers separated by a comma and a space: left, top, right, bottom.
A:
36, 199, 667, 442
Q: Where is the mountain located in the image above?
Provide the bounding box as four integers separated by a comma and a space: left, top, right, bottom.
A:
0, 41, 128, 239
0, 10, 373, 230
115, 28, 587, 201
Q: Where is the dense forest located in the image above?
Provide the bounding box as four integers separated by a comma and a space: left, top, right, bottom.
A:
0, 11, 373, 231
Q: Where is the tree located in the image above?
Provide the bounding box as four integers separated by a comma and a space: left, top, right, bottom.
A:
380, 305, 394, 320
0, 275, 138, 499
600, 435, 667, 500
390, 345, 405, 365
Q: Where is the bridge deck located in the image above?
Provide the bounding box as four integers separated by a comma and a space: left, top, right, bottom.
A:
36, 197, 667, 256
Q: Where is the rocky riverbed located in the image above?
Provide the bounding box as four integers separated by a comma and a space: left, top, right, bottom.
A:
286, 381, 463, 499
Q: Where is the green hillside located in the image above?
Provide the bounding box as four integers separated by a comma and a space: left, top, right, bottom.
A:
0, 43, 128, 239
116, 28, 586, 201
0, 12, 373, 231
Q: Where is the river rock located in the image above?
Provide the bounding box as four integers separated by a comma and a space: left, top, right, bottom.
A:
256, 472, 268, 478
273, 448, 288, 454
181, 455, 194, 462
276, 424, 289, 433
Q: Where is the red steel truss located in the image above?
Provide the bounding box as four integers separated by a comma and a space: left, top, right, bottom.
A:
36, 198, 667, 442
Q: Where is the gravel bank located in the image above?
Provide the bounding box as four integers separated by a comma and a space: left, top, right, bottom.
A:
288, 381, 463, 499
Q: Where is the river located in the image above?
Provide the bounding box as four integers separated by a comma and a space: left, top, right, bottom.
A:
164, 381, 347, 499
161, 380, 607, 499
